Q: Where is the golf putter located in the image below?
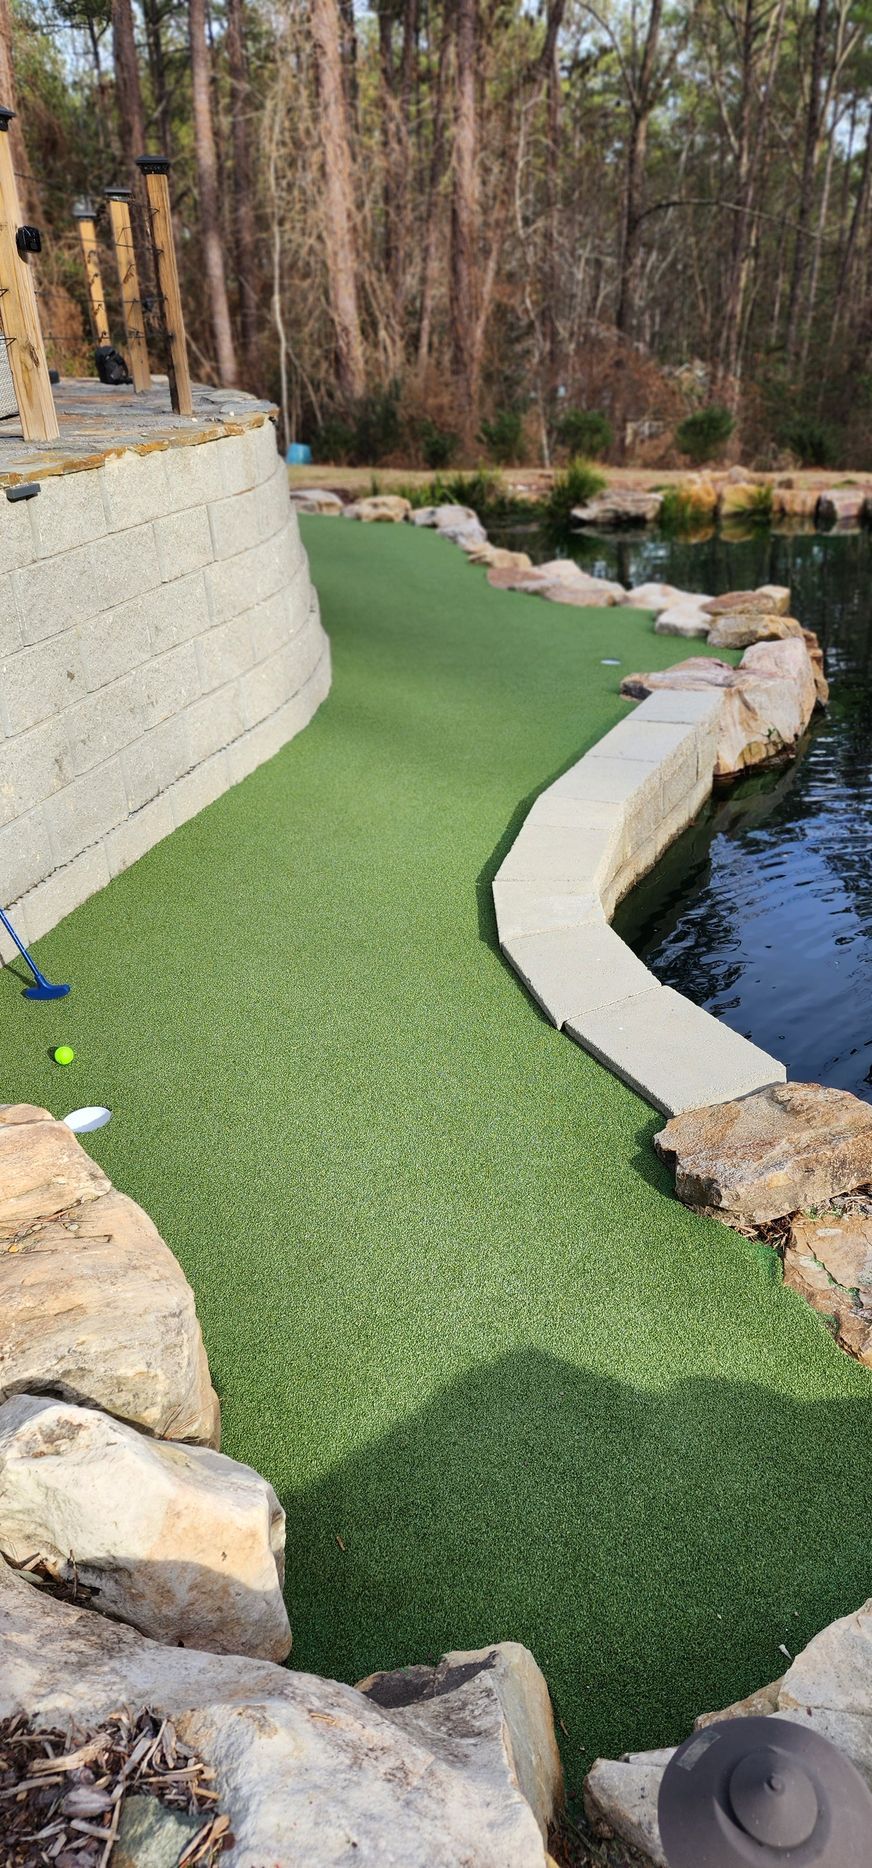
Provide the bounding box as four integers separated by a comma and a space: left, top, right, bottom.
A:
0, 907, 70, 999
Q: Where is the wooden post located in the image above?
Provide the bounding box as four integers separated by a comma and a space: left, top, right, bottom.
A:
136, 155, 192, 417
72, 199, 111, 345
105, 187, 150, 392
0, 105, 58, 441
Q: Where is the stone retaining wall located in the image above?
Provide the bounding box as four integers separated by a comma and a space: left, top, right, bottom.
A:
0, 417, 330, 960
493, 688, 787, 1116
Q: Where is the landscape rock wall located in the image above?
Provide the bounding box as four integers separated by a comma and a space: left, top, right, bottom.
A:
0, 417, 330, 960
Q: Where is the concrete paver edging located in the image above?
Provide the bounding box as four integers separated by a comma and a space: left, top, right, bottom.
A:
493, 686, 786, 1116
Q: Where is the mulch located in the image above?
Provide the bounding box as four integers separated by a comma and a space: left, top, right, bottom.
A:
0, 1709, 232, 1868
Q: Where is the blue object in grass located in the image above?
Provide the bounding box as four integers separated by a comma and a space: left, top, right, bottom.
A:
286, 443, 312, 465
0, 906, 70, 998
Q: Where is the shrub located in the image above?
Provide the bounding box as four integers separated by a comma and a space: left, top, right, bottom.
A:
544, 458, 606, 528
478, 407, 525, 465
312, 414, 355, 464
418, 418, 458, 471
313, 383, 403, 465
780, 416, 837, 469
556, 408, 613, 459
350, 383, 403, 463
441, 468, 513, 518
675, 405, 735, 464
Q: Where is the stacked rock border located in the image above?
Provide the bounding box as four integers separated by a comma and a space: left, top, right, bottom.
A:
0, 1102, 565, 1864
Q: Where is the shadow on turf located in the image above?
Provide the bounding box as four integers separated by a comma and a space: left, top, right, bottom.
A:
282, 1347, 871, 1799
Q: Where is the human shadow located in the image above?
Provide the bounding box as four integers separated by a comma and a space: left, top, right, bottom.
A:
282, 1348, 872, 1802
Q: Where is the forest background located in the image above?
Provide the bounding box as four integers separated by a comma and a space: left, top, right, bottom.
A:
2, 0, 870, 467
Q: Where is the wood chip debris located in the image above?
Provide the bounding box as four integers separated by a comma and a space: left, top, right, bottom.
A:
0, 1708, 233, 1867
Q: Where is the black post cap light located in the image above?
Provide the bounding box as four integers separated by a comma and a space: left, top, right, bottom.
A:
104, 186, 132, 202
0, 105, 15, 132
659, 1716, 872, 1866
71, 197, 95, 221
135, 155, 171, 176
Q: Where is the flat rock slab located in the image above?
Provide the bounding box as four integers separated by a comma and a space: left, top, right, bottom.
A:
572, 491, 663, 526
703, 587, 790, 617
655, 1082, 872, 1224
706, 614, 802, 650
0, 1394, 290, 1658
0, 1106, 219, 1445
653, 606, 711, 638
567, 987, 785, 1118
620, 637, 817, 777
112, 1796, 206, 1868
625, 583, 692, 613
0, 1557, 562, 1866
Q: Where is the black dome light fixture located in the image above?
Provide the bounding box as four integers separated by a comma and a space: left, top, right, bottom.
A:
658, 1716, 872, 1866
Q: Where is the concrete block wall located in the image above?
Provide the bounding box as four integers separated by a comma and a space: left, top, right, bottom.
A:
0, 417, 330, 960
493, 688, 786, 1117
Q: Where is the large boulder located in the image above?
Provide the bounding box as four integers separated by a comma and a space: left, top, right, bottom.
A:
410, 503, 488, 547
703, 586, 791, 618
0, 1394, 290, 1659
625, 583, 693, 614
467, 543, 533, 570
706, 613, 803, 650
288, 488, 345, 515
653, 1082, 872, 1225
803, 627, 830, 704
817, 487, 869, 526
620, 636, 816, 776
344, 494, 411, 523
487, 562, 625, 606
571, 490, 662, 527
0, 1555, 563, 1866
783, 1213, 872, 1366
772, 487, 818, 520
653, 603, 712, 638
411, 502, 478, 529
0, 1105, 219, 1446
584, 1597, 872, 1867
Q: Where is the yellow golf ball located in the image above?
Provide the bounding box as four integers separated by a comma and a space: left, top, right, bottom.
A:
54, 1045, 75, 1066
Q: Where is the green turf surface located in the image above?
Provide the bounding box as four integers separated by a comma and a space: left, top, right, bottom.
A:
4, 520, 870, 1800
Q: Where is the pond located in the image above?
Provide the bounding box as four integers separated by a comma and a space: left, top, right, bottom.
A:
492, 520, 872, 1100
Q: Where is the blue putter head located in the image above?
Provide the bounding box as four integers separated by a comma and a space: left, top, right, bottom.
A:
24, 980, 71, 999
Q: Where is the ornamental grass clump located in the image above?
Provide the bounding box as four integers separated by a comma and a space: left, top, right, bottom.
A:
544, 458, 606, 528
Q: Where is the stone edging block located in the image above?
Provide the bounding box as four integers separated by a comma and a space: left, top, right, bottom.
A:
493, 689, 786, 1115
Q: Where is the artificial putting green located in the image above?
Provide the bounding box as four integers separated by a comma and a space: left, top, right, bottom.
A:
4, 519, 870, 1803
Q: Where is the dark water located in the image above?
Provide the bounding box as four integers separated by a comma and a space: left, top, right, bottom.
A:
493, 521, 872, 1098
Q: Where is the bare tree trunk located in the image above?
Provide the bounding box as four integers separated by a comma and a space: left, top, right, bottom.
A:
616, 0, 663, 341
112, 0, 147, 170
226, 0, 259, 383
543, 36, 561, 387
337, 0, 359, 134
450, 0, 479, 439
378, 3, 397, 285
417, 13, 451, 369
785, 0, 827, 363
717, 0, 786, 402
0, 0, 38, 218
189, 0, 239, 382
143, 0, 172, 154
393, 0, 419, 327
310, 0, 366, 401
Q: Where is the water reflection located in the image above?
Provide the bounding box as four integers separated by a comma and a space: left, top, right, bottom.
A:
493, 521, 872, 1098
